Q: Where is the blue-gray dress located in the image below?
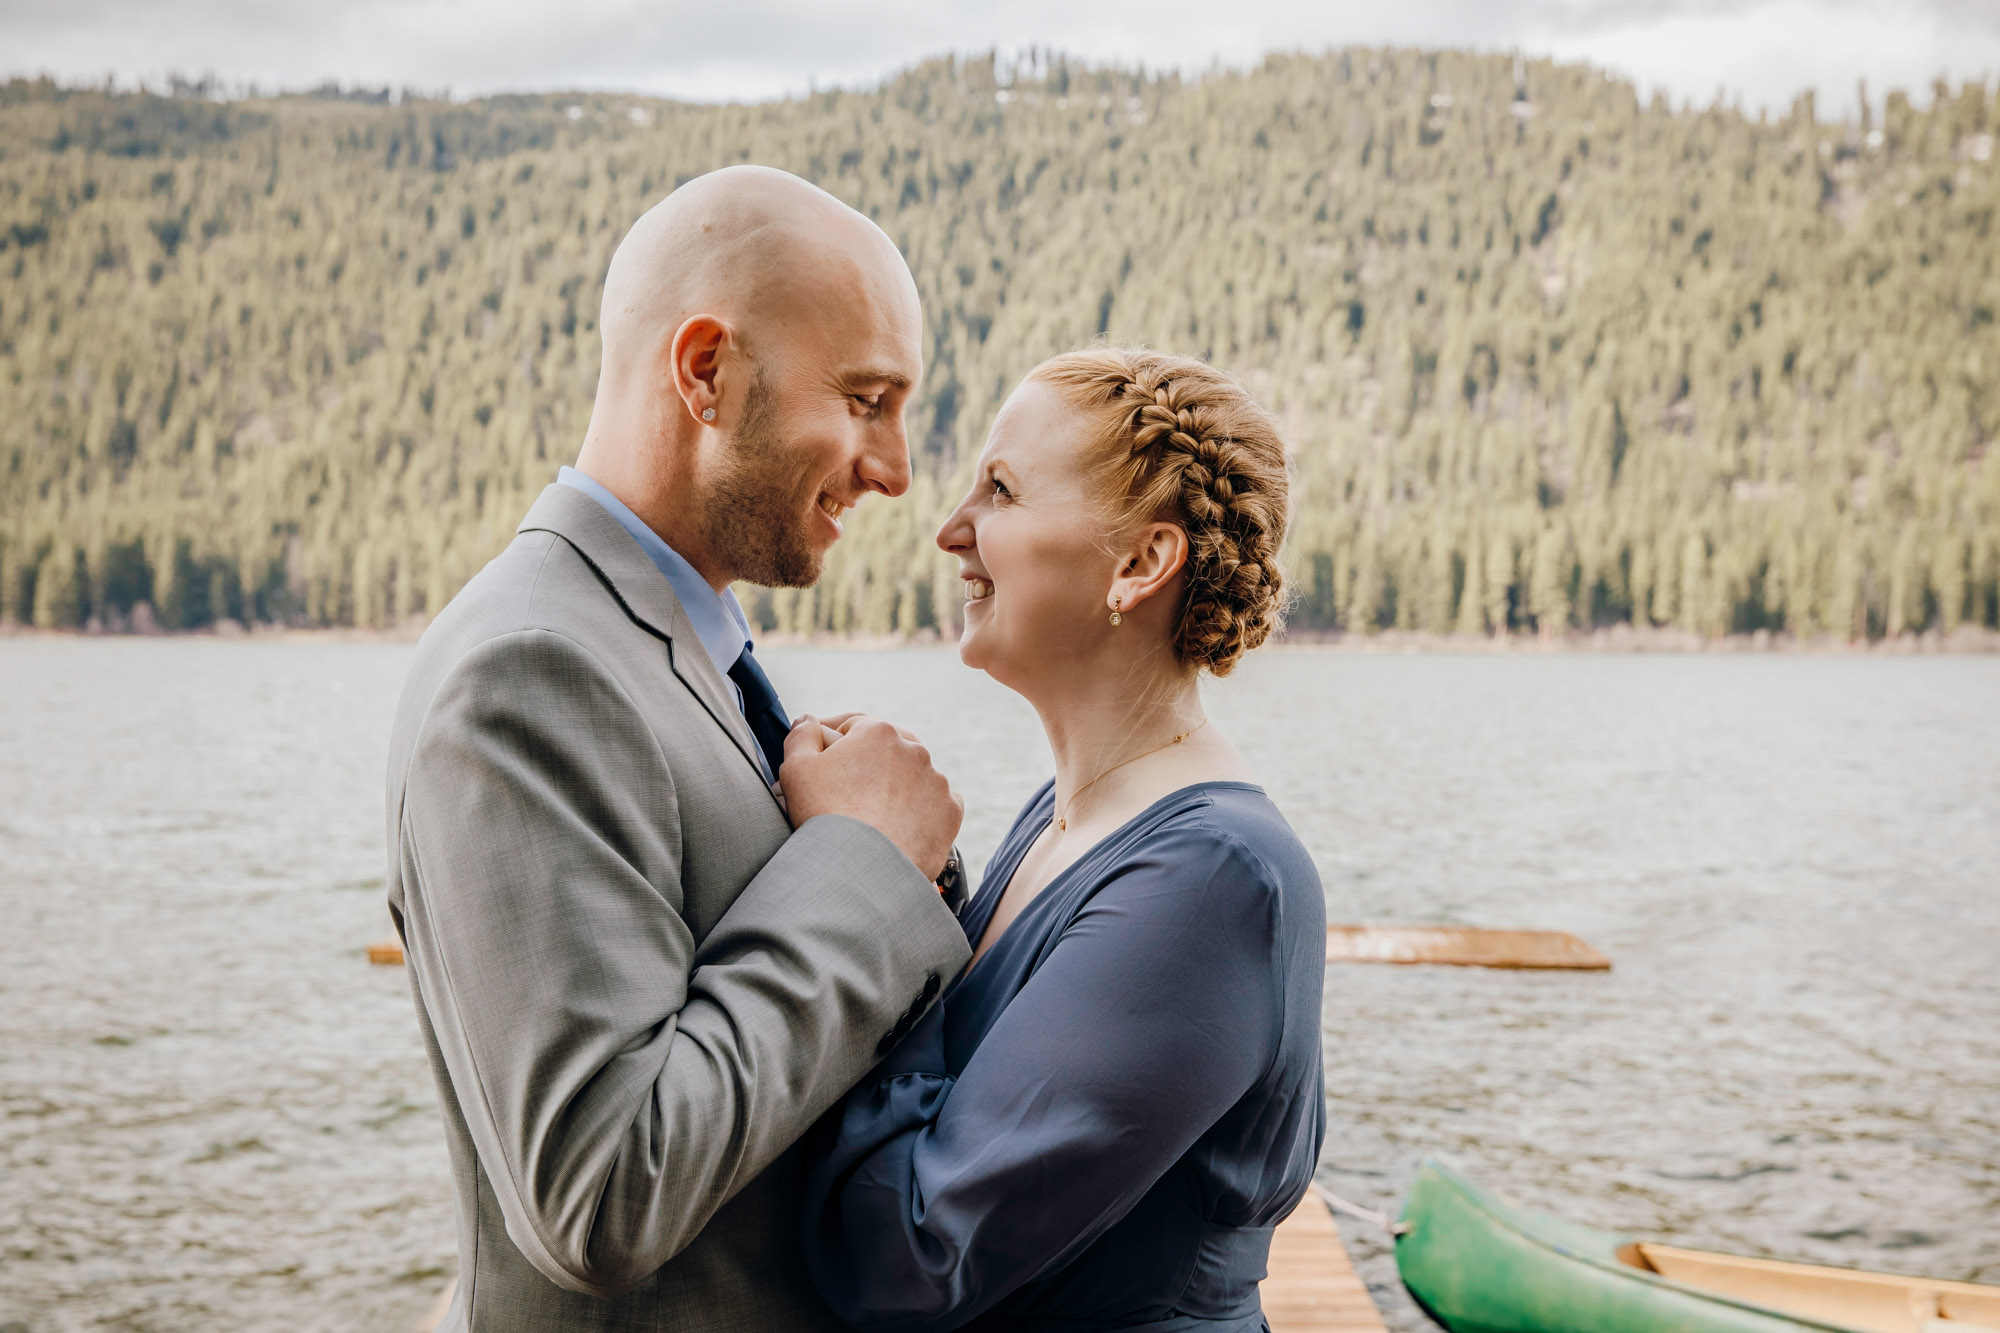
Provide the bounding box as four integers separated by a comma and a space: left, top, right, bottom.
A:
801, 780, 1327, 1333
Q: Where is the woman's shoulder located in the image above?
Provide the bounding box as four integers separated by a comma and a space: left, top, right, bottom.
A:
1102, 783, 1324, 976
1128, 782, 1321, 899
1161, 780, 1304, 850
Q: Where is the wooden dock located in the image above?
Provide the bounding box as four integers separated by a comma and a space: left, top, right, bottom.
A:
1261, 1193, 1390, 1332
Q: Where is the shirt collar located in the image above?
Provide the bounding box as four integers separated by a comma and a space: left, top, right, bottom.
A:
556, 466, 753, 678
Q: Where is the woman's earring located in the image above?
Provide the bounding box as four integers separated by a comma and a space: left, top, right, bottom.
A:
701, 407, 716, 422
1109, 597, 1123, 627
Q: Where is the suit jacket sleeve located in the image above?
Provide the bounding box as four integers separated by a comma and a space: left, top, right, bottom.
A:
393, 628, 971, 1298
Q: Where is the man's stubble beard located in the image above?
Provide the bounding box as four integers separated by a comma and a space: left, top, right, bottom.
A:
702, 367, 826, 589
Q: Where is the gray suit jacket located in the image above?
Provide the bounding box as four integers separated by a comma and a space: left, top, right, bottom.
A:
386, 484, 972, 1332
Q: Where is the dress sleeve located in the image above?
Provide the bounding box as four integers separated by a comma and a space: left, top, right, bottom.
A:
799, 822, 1287, 1332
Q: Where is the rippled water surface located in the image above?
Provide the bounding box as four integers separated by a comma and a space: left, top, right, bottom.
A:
1, 639, 1995, 1331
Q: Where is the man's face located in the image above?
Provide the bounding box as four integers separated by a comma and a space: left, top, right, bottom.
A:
699, 253, 922, 588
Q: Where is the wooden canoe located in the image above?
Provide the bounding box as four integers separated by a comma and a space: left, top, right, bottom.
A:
1394, 1158, 2000, 1333
1326, 924, 1610, 971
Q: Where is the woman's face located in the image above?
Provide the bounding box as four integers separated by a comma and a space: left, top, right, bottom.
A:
936, 380, 1120, 690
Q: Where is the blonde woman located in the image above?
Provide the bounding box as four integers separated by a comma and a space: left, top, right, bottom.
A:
799, 348, 1326, 1333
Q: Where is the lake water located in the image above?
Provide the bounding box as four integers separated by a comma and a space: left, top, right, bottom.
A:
1, 638, 1995, 1331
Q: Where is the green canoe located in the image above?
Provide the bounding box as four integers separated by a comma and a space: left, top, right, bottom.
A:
1393, 1159, 2000, 1333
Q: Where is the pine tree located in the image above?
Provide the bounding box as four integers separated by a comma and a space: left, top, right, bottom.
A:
1, 56, 1995, 640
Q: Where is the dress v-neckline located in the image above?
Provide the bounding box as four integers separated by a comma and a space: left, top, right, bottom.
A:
953, 779, 1266, 994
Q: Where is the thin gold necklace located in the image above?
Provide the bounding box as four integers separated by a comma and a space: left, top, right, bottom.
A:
1054, 718, 1208, 832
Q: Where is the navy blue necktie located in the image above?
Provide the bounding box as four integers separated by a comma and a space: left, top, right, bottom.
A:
727, 645, 791, 780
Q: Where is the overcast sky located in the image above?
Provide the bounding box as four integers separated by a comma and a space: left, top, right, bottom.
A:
3, 0, 1997, 119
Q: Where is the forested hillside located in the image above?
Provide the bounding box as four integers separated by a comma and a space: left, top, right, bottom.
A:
3, 51, 1997, 639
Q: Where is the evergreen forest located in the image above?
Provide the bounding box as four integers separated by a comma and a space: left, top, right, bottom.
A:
2, 50, 1997, 640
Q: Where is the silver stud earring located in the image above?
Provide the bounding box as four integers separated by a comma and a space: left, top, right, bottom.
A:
701, 407, 716, 422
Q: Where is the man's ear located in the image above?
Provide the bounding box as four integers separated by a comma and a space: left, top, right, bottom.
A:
669, 314, 732, 426
1108, 522, 1189, 615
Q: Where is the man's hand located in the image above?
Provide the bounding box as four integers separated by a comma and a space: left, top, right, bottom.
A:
780, 714, 963, 882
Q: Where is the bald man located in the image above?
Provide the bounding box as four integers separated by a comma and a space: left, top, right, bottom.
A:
385, 167, 973, 1332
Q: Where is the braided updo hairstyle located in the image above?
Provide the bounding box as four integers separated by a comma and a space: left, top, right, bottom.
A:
1030, 346, 1290, 676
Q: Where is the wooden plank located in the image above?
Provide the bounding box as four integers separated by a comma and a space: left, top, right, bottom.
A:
1326, 923, 1610, 971
1262, 1192, 1390, 1332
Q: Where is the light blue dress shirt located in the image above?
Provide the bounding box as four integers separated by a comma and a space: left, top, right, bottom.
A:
556, 466, 773, 781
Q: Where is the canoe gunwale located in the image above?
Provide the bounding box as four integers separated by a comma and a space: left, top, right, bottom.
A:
1397, 1159, 1871, 1333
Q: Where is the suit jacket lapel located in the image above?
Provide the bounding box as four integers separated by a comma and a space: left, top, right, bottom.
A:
516, 485, 771, 787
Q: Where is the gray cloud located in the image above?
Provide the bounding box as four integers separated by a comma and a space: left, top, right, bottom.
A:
1, 0, 1994, 114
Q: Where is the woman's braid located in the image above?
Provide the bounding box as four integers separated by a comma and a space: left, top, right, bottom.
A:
1033, 347, 1290, 676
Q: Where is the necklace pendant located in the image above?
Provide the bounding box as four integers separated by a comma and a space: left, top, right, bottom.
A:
1056, 816, 1066, 831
